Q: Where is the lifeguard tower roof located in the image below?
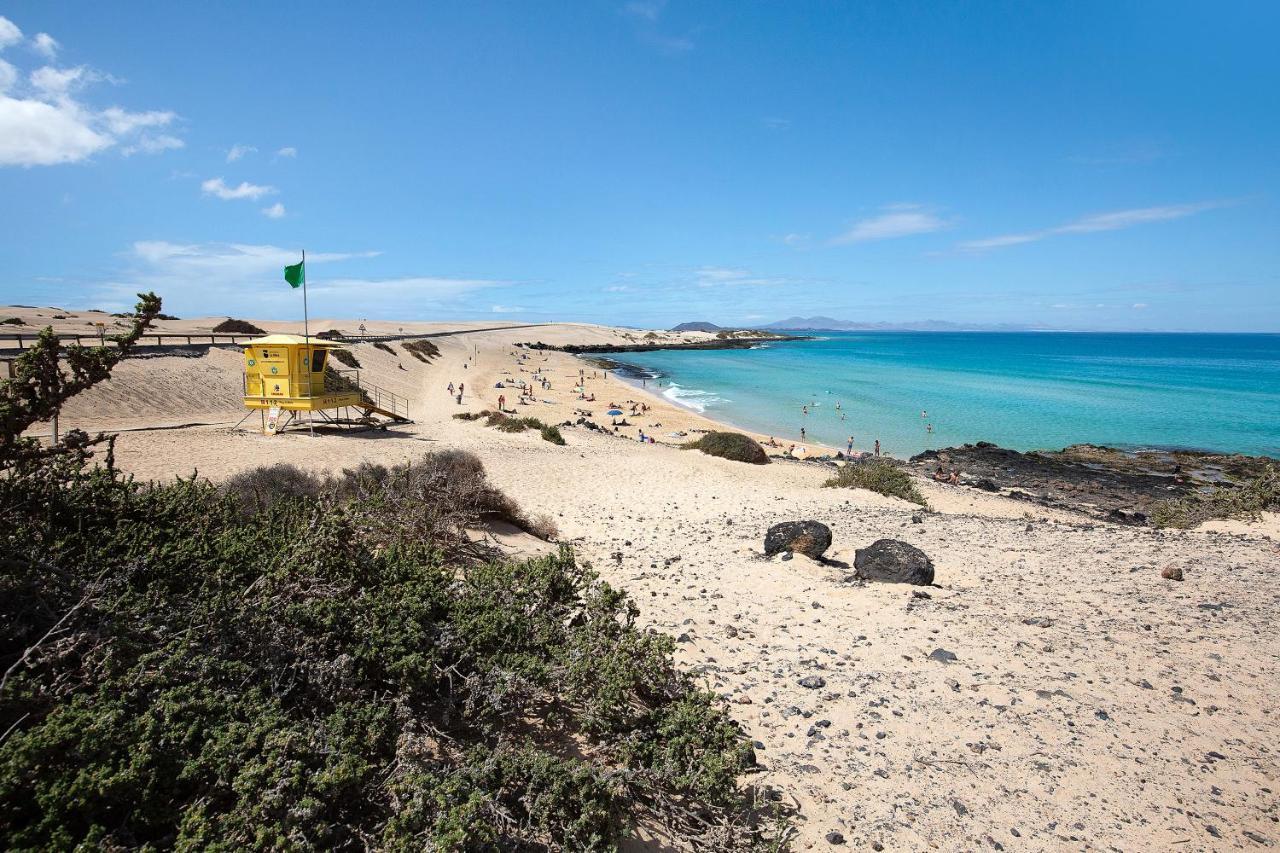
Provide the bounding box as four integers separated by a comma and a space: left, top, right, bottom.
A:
244, 334, 346, 348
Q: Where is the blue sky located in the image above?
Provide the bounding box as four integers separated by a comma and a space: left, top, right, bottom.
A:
1, 1, 1277, 330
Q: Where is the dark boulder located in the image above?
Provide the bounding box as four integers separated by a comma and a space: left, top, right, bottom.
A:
853, 539, 935, 585
972, 477, 1000, 492
765, 520, 832, 559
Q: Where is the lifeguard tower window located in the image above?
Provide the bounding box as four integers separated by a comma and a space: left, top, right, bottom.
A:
312, 350, 327, 372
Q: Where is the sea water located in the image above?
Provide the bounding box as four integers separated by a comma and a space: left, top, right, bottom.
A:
608, 332, 1280, 458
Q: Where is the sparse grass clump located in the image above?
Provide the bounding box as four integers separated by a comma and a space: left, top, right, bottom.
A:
1151, 466, 1280, 528
683, 431, 770, 465
824, 458, 929, 507
402, 339, 440, 363
2, 317, 25, 325
465, 411, 567, 445
328, 347, 361, 369
373, 341, 395, 354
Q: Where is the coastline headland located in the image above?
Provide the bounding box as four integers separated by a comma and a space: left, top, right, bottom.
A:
516, 331, 808, 354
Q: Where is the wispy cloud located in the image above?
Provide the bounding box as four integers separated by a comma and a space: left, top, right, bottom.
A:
694, 266, 790, 287
0, 16, 182, 166
201, 177, 275, 200
621, 0, 695, 52
491, 304, 525, 313
959, 201, 1227, 252
122, 134, 183, 156
31, 32, 58, 59
275, 146, 297, 158
831, 204, 949, 244
226, 143, 256, 162
762, 117, 791, 131
261, 202, 286, 219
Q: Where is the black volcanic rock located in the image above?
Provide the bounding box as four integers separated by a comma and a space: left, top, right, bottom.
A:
853, 539, 935, 585
765, 521, 832, 558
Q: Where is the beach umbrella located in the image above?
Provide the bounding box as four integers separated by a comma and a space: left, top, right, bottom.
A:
607, 409, 624, 416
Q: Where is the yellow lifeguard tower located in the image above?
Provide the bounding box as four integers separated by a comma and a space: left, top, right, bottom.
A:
241, 334, 410, 433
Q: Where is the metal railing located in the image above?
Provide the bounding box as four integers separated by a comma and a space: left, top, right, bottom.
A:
0, 332, 251, 352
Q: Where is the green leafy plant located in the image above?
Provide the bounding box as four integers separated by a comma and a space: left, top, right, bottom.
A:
823, 458, 929, 507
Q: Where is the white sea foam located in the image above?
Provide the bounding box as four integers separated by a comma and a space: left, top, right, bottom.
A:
661, 383, 726, 413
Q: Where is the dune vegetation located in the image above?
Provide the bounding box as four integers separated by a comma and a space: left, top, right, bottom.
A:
683, 432, 770, 465
823, 458, 928, 507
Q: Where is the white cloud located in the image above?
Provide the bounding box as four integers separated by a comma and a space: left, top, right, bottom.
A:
122, 134, 183, 156
261, 202, 286, 219
960, 201, 1226, 252
832, 205, 948, 244
1132, 302, 1149, 309
201, 177, 276, 200
226, 143, 256, 162
276, 146, 297, 158
131, 241, 377, 270
32, 33, 58, 59
491, 304, 525, 313
0, 96, 114, 165
0, 16, 22, 50
0, 25, 181, 166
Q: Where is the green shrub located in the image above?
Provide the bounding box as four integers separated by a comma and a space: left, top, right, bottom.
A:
540, 424, 566, 446
823, 459, 928, 507
373, 341, 395, 354
1, 317, 23, 326
211, 318, 266, 335
1151, 466, 1280, 528
683, 432, 770, 465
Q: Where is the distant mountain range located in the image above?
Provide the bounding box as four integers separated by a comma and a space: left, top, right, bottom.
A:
670, 321, 723, 332
760, 316, 1050, 332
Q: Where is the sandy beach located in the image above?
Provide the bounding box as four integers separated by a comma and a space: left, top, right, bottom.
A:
6, 307, 1279, 850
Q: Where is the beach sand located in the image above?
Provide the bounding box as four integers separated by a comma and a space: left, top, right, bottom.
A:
9, 309, 1279, 850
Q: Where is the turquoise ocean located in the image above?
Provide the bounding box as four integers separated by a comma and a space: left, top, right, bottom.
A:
607, 333, 1280, 459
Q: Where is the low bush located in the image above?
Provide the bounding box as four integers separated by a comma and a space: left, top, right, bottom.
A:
823, 459, 928, 507
540, 424, 566, 445
683, 432, 770, 465
211, 318, 267, 335
1, 317, 23, 325
373, 341, 396, 354
1151, 466, 1280, 528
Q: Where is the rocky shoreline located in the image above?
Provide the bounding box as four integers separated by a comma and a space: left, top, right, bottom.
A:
909, 441, 1277, 524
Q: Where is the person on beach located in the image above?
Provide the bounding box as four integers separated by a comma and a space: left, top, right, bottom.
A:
447, 382, 454, 395
874, 439, 880, 456
498, 394, 505, 411
847, 436, 854, 455
459, 382, 465, 396
800, 427, 806, 440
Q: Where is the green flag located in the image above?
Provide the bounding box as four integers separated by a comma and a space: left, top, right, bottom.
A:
284, 260, 305, 289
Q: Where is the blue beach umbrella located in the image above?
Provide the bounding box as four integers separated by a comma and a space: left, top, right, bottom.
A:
607, 409, 624, 416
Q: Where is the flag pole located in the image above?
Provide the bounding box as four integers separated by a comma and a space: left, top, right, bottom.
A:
302, 248, 314, 437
